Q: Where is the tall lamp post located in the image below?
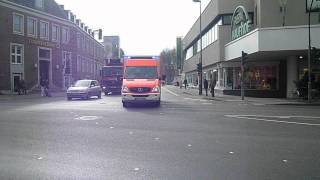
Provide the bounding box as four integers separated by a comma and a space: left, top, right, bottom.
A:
193, 0, 203, 95
308, 0, 314, 103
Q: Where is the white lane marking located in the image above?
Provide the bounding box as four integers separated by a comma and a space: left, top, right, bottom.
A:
134, 167, 140, 171
202, 103, 212, 105
162, 87, 179, 97
229, 151, 235, 154
225, 115, 320, 127
76, 116, 99, 121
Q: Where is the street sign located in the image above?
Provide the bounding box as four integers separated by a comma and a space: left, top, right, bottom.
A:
306, 0, 320, 12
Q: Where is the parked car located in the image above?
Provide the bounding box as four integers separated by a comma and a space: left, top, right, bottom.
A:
66, 80, 102, 100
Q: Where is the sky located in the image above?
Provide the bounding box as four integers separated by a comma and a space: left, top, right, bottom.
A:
55, 0, 210, 56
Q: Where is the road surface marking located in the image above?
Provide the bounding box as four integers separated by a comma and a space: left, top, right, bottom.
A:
134, 168, 140, 171
76, 116, 99, 121
162, 87, 179, 96
187, 144, 192, 147
229, 151, 235, 154
202, 103, 212, 105
225, 115, 320, 127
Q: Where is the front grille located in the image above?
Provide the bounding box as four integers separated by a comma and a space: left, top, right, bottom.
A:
132, 95, 149, 97
130, 87, 151, 93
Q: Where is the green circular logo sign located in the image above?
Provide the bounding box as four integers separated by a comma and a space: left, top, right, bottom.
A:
231, 6, 252, 41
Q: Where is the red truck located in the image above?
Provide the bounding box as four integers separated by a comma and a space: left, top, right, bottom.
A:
101, 59, 123, 95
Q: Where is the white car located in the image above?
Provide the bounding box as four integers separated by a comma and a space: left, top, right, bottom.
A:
66, 80, 102, 100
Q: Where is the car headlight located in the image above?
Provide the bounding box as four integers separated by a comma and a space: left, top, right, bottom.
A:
122, 86, 129, 93
151, 86, 160, 93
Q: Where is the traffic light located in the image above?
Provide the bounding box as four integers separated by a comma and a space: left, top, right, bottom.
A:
312, 47, 320, 64
197, 63, 202, 73
98, 29, 102, 40
241, 51, 248, 66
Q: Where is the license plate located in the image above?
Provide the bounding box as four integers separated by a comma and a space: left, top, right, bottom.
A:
135, 97, 146, 101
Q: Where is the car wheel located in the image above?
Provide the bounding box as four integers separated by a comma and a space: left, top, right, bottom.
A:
67, 97, 72, 101
154, 101, 161, 107
123, 102, 129, 108
85, 93, 90, 100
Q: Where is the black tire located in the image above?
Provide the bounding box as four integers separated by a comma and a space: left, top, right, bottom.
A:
85, 93, 90, 100
123, 102, 129, 108
67, 97, 72, 101
154, 101, 161, 107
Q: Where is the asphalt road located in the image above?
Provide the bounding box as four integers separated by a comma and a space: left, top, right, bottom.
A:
0, 86, 320, 180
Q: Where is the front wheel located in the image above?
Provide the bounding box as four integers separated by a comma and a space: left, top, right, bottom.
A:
123, 102, 129, 108
154, 101, 161, 107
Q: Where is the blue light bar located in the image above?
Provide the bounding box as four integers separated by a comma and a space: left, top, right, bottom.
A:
124, 56, 160, 60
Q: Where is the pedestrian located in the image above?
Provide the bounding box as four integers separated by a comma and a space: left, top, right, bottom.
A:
40, 79, 45, 97
19, 79, 27, 95
44, 79, 51, 97
204, 78, 208, 96
183, 79, 187, 89
210, 78, 216, 97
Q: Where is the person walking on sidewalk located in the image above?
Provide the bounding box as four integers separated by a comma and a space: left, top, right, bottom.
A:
204, 78, 209, 96
210, 78, 216, 97
183, 79, 188, 89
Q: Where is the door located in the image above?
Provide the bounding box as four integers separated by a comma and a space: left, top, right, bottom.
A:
39, 60, 50, 85
12, 73, 22, 92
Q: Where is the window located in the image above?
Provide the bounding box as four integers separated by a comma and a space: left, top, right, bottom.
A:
40, 20, 49, 40
13, 13, 24, 35
35, 0, 44, 9
77, 55, 81, 72
27, 17, 37, 37
62, 27, 70, 44
77, 33, 81, 49
52, 24, 60, 42
185, 46, 193, 60
11, 44, 24, 64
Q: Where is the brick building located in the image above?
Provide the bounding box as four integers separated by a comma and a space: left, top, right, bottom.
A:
0, 0, 105, 94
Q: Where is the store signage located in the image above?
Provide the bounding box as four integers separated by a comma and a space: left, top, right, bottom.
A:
306, 0, 320, 12
231, 6, 252, 41
28, 39, 60, 49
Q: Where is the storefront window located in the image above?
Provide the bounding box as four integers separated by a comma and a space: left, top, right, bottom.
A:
243, 65, 278, 90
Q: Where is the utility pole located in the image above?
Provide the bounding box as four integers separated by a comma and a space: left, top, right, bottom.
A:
308, 0, 314, 103
241, 51, 248, 101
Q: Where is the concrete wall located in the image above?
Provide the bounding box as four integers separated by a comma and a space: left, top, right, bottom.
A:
258, 0, 319, 28
183, 0, 254, 49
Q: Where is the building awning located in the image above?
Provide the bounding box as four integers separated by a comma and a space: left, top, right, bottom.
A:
224, 25, 320, 61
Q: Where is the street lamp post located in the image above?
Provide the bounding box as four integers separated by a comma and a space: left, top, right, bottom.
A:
193, 0, 203, 95
308, 0, 314, 103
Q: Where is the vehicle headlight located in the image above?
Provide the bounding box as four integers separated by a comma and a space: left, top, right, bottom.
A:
151, 86, 160, 93
122, 86, 129, 93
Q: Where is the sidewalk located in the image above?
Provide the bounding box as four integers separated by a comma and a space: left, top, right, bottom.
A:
0, 91, 66, 101
166, 85, 320, 106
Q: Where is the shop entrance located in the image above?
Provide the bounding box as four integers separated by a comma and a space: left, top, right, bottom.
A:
38, 48, 51, 87
39, 60, 50, 84
12, 73, 22, 92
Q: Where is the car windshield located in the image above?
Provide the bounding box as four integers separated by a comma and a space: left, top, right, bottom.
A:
102, 67, 123, 76
124, 66, 158, 79
74, 80, 91, 87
